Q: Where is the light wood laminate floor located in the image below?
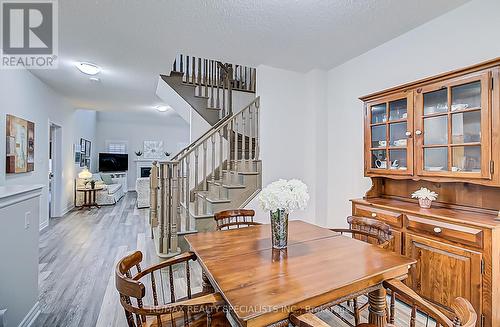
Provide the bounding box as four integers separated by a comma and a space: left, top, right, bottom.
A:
34, 193, 436, 327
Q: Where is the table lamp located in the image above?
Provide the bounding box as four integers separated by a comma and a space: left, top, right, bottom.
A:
78, 166, 93, 188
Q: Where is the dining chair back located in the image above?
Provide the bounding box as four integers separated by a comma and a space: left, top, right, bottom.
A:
385, 278, 477, 327
289, 279, 476, 327
213, 209, 262, 230
115, 251, 230, 327
330, 216, 393, 250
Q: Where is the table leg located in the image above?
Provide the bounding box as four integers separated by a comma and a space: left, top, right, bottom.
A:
202, 271, 214, 293
368, 287, 387, 327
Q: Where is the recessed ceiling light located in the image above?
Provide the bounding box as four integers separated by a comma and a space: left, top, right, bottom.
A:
75, 62, 101, 75
156, 105, 169, 112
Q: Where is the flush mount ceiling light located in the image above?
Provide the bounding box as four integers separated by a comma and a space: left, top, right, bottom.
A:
75, 62, 101, 75
156, 105, 171, 112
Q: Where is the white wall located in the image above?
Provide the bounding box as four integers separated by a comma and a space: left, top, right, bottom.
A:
0, 69, 78, 227
95, 111, 190, 190
247, 65, 328, 224
73, 109, 98, 173
325, 0, 500, 227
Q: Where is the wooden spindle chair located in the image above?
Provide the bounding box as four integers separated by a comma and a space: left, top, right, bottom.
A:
115, 251, 231, 327
382, 278, 476, 327
329, 216, 394, 325
290, 279, 476, 327
213, 209, 262, 231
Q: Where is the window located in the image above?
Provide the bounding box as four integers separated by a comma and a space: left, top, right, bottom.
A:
105, 140, 128, 154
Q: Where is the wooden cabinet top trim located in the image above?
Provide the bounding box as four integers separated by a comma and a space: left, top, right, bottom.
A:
351, 197, 500, 229
359, 57, 500, 102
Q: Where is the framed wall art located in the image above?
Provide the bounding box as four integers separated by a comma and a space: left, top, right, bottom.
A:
143, 140, 163, 159
6, 114, 35, 174
80, 138, 91, 168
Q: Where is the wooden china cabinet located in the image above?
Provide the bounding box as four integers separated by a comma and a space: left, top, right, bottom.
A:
353, 58, 500, 327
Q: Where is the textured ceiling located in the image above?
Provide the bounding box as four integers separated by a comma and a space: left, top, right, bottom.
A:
31, 0, 469, 113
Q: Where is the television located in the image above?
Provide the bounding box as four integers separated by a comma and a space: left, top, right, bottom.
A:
99, 153, 128, 172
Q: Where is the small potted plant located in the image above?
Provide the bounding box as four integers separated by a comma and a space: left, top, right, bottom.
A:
258, 179, 309, 249
411, 187, 438, 209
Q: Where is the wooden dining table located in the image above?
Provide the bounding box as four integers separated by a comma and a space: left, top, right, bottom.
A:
185, 220, 415, 327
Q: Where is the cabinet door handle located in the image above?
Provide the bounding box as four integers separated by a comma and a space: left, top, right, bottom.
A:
405, 131, 412, 137
433, 227, 442, 233
371, 213, 377, 218
415, 130, 422, 135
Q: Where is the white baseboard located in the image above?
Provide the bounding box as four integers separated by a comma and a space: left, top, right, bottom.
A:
39, 220, 49, 232
18, 302, 40, 327
60, 204, 74, 216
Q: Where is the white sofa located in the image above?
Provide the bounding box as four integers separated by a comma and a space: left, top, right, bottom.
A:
76, 173, 125, 207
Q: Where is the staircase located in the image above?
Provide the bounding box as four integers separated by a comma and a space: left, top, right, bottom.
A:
150, 55, 261, 257
161, 54, 256, 125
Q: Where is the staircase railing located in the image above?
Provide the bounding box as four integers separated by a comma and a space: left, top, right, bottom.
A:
173, 54, 256, 93
150, 97, 260, 256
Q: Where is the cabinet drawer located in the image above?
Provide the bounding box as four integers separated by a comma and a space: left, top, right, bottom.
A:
406, 215, 483, 249
353, 204, 403, 228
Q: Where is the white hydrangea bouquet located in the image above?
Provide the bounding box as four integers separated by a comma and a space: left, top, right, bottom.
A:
411, 187, 438, 209
258, 179, 309, 249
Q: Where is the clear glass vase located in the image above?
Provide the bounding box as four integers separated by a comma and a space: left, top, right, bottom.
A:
270, 209, 288, 249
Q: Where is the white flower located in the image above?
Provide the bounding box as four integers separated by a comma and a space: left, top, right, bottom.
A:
411, 187, 438, 201
258, 179, 310, 212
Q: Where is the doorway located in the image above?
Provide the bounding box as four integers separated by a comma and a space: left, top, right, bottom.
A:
49, 123, 62, 218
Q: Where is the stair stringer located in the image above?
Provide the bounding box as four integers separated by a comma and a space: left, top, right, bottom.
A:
160, 73, 220, 125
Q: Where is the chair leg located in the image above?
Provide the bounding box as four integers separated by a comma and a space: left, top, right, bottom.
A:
353, 298, 360, 326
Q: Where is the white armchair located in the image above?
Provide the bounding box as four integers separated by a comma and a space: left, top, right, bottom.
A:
136, 177, 150, 208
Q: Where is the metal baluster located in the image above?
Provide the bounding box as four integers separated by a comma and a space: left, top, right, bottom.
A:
210, 61, 215, 108
222, 67, 226, 116
239, 65, 243, 89
218, 129, 223, 181
184, 156, 190, 230
204, 59, 208, 97
234, 118, 239, 170
179, 159, 184, 208
211, 135, 216, 183
216, 63, 220, 109
172, 57, 176, 72
194, 149, 199, 216
252, 68, 256, 92
228, 65, 233, 115
249, 106, 254, 160
227, 121, 232, 172
191, 56, 195, 84
197, 58, 202, 96
203, 141, 208, 191
242, 111, 247, 164
243, 66, 247, 91
179, 54, 183, 73
185, 55, 189, 83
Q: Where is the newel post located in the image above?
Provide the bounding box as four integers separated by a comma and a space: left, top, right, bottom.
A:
150, 161, 159, 231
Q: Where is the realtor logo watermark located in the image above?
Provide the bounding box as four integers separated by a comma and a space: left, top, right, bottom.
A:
1, 0, 58, 69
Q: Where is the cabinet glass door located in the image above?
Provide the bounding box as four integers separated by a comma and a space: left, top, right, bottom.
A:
415, 71, 491, 178
366, 92, 413, 175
